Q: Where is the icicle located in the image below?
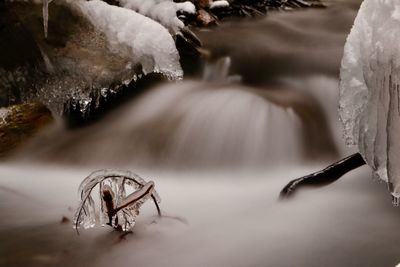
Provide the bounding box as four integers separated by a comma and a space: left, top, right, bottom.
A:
391, 194, 400, 207
42, 0, 53, 38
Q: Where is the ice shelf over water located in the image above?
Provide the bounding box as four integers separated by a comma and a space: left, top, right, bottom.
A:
11, 0, 183, 115
339, 0, 400, 203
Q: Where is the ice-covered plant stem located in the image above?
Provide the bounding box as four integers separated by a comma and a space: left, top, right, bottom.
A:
102, 181, 159, 229
73, 170, 161, 234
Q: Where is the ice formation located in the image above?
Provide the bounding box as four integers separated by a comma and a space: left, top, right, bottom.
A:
119, 0, 196, 34
210, 0, 230, 9
42, 0, 53, 38
73, 169, 161, 232
38, 0, 183, 78
29, 0, 183, 115
339, 0, 400, 204
74, 0, 183, 79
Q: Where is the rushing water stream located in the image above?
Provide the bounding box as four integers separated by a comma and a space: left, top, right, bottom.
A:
3, 0, 400, 266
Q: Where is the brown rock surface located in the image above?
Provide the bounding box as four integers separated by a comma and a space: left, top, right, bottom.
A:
0, 102, 53, 157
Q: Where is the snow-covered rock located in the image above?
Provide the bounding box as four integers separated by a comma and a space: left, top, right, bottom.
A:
74, 0, 183, 79
119, 0, 196, 34
4, 0, 183, 115
339, 0, 400, 203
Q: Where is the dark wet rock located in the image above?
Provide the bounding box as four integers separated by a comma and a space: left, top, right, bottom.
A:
0, 102, 53, 157
0, 1, 46, 107
0, 2, 134, 114
176, 31, 204, 77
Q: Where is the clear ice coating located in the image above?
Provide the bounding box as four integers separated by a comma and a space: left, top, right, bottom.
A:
73, 169, 161, 232
339, 0, 400, 202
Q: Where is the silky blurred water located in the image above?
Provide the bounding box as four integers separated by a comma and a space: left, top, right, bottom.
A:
11, 0, 362, 168
1, 163, 400, 267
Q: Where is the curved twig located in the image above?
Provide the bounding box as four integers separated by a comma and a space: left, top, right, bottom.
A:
280, 153, 366, 199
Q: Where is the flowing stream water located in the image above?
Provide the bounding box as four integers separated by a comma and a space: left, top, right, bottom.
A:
3, 1, 400, 266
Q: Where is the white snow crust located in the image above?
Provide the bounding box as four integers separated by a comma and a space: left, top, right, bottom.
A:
210, 0, 230, 9
119, 0, 196, 34
74, 0, 183, 79
26, 0, 184, 79
339, 0, 400, 202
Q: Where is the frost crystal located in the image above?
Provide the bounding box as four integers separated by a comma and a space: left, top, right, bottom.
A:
73, 169, 161, 233
339, 0, 400, 203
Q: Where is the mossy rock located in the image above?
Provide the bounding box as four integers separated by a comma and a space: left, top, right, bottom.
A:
0, 102, 53, 157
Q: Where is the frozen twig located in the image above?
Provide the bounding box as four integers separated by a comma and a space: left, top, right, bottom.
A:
74, 169, 161, 234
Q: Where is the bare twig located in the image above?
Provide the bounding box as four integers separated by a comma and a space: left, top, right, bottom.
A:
280, 153, 366, 199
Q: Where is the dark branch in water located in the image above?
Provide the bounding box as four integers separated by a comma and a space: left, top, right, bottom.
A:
280, 153, 366, 199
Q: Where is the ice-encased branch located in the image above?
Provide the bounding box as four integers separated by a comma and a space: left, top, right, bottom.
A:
74, 169, 161, 234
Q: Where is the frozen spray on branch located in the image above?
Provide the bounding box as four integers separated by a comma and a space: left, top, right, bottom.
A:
73, 169, 161, 233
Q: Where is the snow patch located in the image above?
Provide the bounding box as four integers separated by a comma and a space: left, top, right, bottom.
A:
119, 0, 195, 34
210, 0, 230, 9
74, 0, 183, 79
176, 1, 196, 14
